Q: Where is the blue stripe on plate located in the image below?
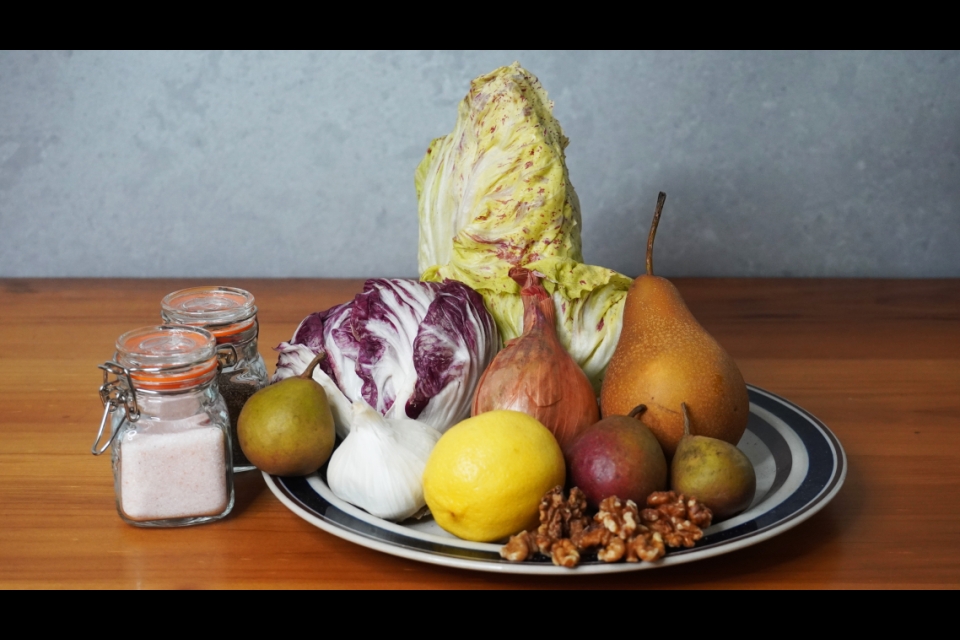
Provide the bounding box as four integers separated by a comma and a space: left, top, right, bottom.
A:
273, 385, 844, 568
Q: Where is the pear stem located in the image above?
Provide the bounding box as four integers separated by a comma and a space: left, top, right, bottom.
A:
628, 404, 647, 419
646, 192, 667, 276
299, 351, 326, 380
681, 402, 693, 437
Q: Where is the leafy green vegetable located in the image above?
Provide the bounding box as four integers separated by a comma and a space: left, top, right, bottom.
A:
416, 62, 631, 391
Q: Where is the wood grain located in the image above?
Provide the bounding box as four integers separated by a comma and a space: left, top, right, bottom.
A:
1, 278, 958, 589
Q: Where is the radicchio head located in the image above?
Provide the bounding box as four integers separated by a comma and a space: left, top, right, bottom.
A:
274, 278, 499, 433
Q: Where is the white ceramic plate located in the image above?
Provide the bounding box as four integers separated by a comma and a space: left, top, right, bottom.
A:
263, 385, 846, 574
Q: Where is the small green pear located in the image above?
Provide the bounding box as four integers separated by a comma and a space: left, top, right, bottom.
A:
237, 353, 335, 476
670, 403, 756, 521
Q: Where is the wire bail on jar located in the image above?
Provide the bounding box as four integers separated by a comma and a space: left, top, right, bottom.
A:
92, 361, 140, 456
91, 325, 221, 456
216, 343, 239, 370
93, 324, 235, 527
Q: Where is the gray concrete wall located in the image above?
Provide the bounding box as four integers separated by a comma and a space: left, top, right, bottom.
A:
1, 50, 957, 278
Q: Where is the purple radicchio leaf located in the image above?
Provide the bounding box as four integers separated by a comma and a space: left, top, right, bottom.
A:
407, 279, 500, 430
292, 311, 326, 352
289, 305, 350, 386
271, 341, 319, 383
277, 278, 498, 433
317, 300, 363, 401
350, 279, 439, 416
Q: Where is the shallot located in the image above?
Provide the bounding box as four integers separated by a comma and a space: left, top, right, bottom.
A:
472, 268, 599, 452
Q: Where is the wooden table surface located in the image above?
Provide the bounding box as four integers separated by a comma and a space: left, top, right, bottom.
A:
2, 277, 958, 589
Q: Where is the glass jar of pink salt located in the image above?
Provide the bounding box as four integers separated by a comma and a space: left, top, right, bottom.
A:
92, 325, 235, 527
160, 286, 268, 473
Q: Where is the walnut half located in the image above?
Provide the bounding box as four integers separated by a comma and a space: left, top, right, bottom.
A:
500, 488, 712, 568
500, 530, 538, 562
640, 491, 713, 549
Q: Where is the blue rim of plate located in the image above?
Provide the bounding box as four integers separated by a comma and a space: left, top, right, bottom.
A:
263, 385, 846, 575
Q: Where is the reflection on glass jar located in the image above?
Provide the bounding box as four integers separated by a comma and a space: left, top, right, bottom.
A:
161, 286, 268, 472
93, 325, 235, 527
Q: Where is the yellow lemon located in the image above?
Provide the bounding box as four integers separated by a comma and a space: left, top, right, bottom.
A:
422, 410, 565, 542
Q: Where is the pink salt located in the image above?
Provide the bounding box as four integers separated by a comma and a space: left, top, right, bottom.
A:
120, 417, 228, 521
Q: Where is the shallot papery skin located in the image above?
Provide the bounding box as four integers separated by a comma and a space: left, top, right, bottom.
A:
472, 268, 599, 452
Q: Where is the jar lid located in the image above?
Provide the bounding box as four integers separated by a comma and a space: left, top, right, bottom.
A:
115, 325, 218, 389
161, 286, 257, 331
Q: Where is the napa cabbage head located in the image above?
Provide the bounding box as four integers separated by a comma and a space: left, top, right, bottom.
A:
416, 62, 631, 391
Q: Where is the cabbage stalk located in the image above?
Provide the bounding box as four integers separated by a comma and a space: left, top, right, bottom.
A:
415, 62, 630, 391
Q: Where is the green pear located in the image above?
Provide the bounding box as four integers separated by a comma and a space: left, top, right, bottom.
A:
237, 353, 335, 476
670, 403, 756, 521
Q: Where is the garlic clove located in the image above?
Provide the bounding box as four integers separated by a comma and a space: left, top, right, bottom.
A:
308, 366, 353, 440
326, 401, 441, 522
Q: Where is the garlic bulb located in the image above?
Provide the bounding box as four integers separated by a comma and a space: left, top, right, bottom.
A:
326, 400, 441, 521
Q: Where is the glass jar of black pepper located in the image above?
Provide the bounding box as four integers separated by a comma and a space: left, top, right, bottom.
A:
161, 286, 268, 472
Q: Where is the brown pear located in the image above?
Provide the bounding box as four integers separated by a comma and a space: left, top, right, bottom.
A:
600, 192, 749, 458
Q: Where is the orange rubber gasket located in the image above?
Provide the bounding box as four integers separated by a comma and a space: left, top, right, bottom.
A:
208, 318, 257, 339
129, 358, 219, 390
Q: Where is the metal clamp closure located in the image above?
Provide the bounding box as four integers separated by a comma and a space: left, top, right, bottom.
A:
91, 361, 139, 456
216, 343, 239, 371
